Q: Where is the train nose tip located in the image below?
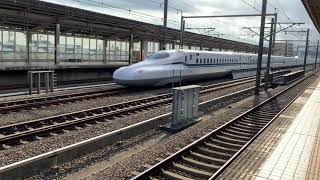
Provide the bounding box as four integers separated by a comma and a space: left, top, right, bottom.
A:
113, 67, 129, 80
113, 67, 138, 85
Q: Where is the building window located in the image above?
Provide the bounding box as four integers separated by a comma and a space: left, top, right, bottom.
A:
200, 59, 202, 63
196, 59, 198, 63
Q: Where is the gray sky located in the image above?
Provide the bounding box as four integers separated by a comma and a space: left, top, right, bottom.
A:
44, 0, 320, 47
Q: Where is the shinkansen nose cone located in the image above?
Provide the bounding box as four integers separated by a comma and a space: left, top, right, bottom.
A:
113, 66, 149, 86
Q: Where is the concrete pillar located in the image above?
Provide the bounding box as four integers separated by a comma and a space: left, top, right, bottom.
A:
28, 72, 33, 95
54, 24, 60, 65
45, 72, 49, 93
26, 30, 31, 63
172, 41, 175, 50
284, 40, 288, 57
37, 73, 41, 94
103, 39, 107, 64
128, 34, 134, 64
141, 40, 148, 60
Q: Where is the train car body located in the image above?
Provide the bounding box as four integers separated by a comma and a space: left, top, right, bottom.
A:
113, 49, 311, 86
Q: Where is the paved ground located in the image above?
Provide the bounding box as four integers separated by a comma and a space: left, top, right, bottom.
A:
218, 77, 320, 180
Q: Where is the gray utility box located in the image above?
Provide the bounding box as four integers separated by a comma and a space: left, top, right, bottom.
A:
170, 85, 201, 131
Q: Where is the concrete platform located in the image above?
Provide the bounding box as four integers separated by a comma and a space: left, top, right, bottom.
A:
0, 64, 126, 88
218, 77, 320, 179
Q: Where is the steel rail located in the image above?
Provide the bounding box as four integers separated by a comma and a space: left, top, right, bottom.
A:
0, 76, 256, 114
0, 77, 256, 148
131, 71, 318, 180
0, 87, 127, 114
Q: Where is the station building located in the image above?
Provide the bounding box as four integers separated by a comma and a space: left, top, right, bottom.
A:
0, 0, 264, 86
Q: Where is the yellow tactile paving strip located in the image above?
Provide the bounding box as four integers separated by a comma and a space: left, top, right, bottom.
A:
218, 81, 320, 180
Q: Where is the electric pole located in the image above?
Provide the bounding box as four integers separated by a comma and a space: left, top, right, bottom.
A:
162, 0, 168, 50
255, 0, 267, 95
315, 40, 319, 69
303, 28, 309, 73
265, 18, 274, 90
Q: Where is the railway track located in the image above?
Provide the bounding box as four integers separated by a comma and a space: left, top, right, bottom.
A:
131, 72, 318, 180
0, 77, 255, 115
0, 77, 255, 149
0, 85, 127, 114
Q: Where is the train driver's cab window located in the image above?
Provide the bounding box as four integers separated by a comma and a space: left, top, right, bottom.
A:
147, 52, 170, 60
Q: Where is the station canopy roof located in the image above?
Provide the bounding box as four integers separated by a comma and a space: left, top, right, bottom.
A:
302, 0, 320, 32
0, 0, 263, 52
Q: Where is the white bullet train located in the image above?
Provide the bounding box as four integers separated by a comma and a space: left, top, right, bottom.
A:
113, 49, 310, 86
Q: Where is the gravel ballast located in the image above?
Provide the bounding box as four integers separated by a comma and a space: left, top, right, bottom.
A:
0, 78, 232, 127
23, 78, 309, 180
0, 80, 255, 168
